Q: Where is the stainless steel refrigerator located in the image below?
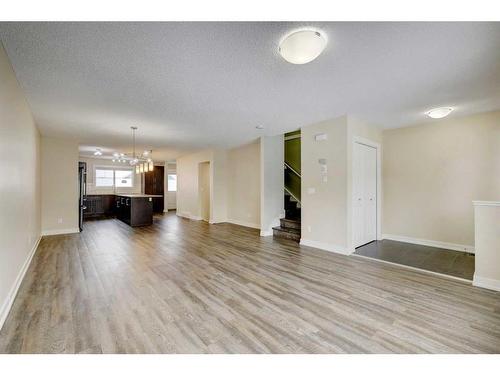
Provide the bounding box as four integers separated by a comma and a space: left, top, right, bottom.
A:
78, 161, 87, 231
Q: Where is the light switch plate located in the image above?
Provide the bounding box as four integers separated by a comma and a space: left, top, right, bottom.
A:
315, 133, 328, 141
307, 187, 316, 194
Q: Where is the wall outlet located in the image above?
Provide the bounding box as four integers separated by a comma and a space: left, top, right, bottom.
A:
307, 187, 316, 195
307, 226, 312, 233
57, 218, 63, 224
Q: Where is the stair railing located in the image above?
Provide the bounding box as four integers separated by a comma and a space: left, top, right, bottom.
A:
284, 162, 301, 204
284, 162, 301, 178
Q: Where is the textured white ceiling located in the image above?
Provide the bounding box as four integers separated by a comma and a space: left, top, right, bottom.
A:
1, 22, 499, 159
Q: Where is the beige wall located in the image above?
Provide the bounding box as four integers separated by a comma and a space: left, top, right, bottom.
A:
301, 116, 349, 252
0, 43, 41, 327
41, 137, 79, 234
79, 156, 142, 195
383, 111, 500, 248
176, 149, 228, 223
301, 115, 382, 254
473, 202, 500, 291
176, 143, 262, 228
227, 140, 261, 228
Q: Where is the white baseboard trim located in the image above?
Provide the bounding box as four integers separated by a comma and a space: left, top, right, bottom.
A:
226, 219, 260, 230
41, 228, 80, 236
176, 212, 202, 221
382, 234, 475, 254
0, 236, 41, 330
473, 274, 500, 292
299, 239, 352, 256
352, 254, 472, 284
260, 230, 273, 237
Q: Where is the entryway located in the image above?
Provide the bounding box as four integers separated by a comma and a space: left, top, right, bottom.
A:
198, 161, 210, 222
354, 239, 475, 280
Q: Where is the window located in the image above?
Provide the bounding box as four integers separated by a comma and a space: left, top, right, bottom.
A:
167, 174, 177, 191
95, 169, 114, 187
95, 167, 134, 188
115, 169, 133, 187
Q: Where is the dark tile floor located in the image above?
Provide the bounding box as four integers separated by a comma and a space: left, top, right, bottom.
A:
354, 240, 475, 280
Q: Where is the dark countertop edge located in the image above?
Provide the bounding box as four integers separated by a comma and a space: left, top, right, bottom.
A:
87, 193, 163, 198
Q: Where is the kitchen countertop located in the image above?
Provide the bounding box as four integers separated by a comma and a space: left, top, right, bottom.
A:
115, 194, 163, 198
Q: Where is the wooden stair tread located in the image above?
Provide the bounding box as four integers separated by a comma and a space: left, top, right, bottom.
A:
272, 226, 300, 235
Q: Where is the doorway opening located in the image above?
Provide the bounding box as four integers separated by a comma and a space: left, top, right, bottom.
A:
198, 161, 211, 222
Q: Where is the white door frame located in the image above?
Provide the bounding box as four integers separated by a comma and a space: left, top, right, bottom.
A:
351, 136, 382, 248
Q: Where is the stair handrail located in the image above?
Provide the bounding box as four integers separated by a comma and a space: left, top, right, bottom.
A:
284, 186, 301, 205
284, 162, 301, 178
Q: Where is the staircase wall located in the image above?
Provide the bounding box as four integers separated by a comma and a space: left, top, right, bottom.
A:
301, 115, 349, 253
260, 135, 285, 236
300, 115, 383, 254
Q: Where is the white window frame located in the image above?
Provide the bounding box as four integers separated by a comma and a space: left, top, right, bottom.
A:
94, 165, 136, 191
167, 173, 177, 192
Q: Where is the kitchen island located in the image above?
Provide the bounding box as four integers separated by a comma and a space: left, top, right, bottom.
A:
115, 194, 162, 227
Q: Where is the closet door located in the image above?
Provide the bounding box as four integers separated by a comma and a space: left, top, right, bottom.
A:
353, 142, 377, 248
363, 145, 377, 245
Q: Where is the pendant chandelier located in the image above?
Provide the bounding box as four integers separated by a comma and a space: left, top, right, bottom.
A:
111, 126, 154, 174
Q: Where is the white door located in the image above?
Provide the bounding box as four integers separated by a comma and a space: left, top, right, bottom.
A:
353, 142, 377, 248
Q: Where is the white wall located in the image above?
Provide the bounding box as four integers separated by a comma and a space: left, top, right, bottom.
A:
41, 137, 79, 235
383, 111, 500, 249
227, 140, 261, 229
79, 156, 142, 195
176, 149, 228, 223
0, 43, 41, 328
260, 135, 284, 235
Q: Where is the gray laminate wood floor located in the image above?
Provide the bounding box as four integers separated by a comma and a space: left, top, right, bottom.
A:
1, 212, 499, 353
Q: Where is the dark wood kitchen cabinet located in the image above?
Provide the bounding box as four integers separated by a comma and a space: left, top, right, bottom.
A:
83, 195, 115, 219
115, 195, 154, 227
144, 166, 164, 213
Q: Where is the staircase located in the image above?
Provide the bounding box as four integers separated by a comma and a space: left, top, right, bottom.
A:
273, 193, 301, 242
273, 130, 301, 242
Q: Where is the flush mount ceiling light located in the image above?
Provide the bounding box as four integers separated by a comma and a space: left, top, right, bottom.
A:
426, 107, 453, 119
256, 124, 264, 130
278, 29, 327, 65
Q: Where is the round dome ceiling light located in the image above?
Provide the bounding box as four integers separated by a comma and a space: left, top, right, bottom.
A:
426, 107, 453, 119
278, 29, 327, 65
